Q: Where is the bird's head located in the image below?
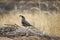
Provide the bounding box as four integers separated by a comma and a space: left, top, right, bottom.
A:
19, 15, 25, 19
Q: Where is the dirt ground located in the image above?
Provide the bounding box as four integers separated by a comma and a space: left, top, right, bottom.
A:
0, 36, 60, 40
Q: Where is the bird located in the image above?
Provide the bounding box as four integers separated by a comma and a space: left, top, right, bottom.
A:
19, 15, 32, 27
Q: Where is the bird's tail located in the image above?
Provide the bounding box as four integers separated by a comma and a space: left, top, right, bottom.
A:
29, 25, 39, 31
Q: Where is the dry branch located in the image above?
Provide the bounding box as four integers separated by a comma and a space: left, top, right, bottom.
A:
0, 24, 60, 40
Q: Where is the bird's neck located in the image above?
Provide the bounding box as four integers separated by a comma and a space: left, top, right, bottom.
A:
22, 17, 25, 20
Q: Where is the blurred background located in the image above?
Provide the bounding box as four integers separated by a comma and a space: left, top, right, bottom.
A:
0, 0, 60, 37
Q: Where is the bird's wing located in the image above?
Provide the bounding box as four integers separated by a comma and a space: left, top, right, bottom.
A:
22, 20, 32, 26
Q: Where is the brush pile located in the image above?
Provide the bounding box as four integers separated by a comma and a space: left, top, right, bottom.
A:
0, 24, 60, 40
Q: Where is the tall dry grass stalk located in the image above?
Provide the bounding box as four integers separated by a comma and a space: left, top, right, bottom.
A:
0, 10, 60, 37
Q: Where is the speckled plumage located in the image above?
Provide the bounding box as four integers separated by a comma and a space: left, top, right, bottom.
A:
20, 15, 32, 27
